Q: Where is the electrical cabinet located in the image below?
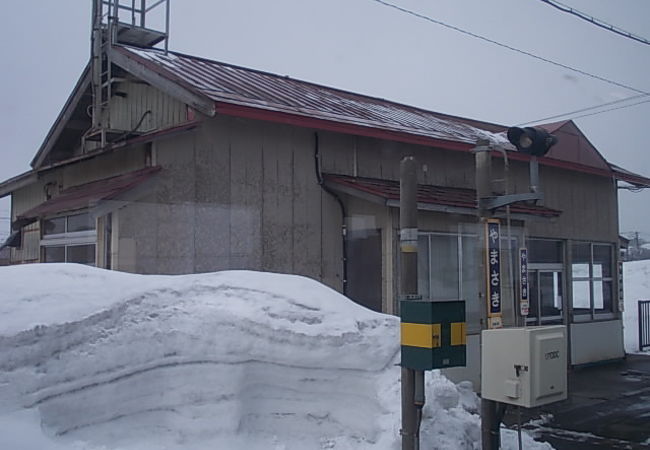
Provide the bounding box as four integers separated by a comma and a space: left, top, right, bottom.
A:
481, 326, 567, 408
400, 300, 466, 370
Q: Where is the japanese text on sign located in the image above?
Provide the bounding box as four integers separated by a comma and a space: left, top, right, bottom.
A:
520, 248, 529, 316
485, 220, 501, 328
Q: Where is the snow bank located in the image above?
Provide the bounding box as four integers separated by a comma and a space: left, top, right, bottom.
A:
623, 260, 650, 353
0, 264, 550, 449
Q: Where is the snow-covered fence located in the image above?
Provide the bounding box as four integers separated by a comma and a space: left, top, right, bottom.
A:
640, 300, 650, 351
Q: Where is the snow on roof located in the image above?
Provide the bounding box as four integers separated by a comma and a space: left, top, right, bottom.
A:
118, 46, 514, 151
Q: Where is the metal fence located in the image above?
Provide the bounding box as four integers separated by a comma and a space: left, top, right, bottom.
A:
640, 300, 650, 352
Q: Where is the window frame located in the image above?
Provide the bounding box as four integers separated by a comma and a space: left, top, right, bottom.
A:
570, 241, 616, 322
41, 212, 97, 266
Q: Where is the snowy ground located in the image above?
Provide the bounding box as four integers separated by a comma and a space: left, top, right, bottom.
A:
0, 264, 551, 449
623, 260, 650, 354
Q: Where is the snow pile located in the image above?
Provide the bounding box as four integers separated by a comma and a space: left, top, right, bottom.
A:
623, 260, 650, 353
0, 264, 550, 449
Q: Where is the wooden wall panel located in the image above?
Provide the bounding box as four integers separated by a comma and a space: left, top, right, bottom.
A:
109, 81, 187, 133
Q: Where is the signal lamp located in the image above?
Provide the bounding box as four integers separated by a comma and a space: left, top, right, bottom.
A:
507, 127, 558, 157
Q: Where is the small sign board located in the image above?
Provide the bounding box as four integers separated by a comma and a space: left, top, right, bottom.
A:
485, 219, 502, 329
520, 248, 529, 316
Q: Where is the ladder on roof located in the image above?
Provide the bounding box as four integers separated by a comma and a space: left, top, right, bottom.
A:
86, 0, 170, 149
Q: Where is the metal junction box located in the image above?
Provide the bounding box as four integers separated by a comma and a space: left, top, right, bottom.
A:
481, 326, 567, 408
400, 300, 466, 371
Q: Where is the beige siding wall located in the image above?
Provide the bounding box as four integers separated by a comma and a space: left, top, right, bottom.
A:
61, 145, 148, 189
528, 165, 618, 242
318, 131, 475, 188
10, 179, 53, 263
109, 81, 188, 133
319, 131, 618, 243
117, 116, 344, 290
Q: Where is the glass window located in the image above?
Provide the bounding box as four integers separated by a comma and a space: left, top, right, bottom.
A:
418, 231, 480, 332
417, 235, 430, 299
41, 212, 97, 266
43, 246, 65, 263
418, 233, 460, 300
430, 234, 459, 299
540, 272, 562, 318
593, 244, 612, 279
67, 213, 95, 233
572, 280, 591, 310
571, 242, 615, 318
529, 239, 563, 264
460, 235, 480, 331
42, 217, 65, 235
67, 244, 96, 265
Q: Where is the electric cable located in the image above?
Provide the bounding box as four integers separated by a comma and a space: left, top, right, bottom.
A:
368, 0, 649, 95
544, 98, 650, 123
517, 94, 650, 125
536, 0, 650, 46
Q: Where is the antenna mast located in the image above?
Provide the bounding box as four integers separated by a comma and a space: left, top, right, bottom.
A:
88, 0, 170, 148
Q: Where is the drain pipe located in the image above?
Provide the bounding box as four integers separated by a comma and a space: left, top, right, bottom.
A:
314, 132, 348, 296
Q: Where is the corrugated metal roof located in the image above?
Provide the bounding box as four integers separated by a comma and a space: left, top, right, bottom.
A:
324, 174, 562, 218
610, 164, 650, 188
18, 166, 161, 221
117, 46, 511, 149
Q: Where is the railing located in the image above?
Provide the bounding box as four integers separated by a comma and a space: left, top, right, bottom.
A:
639, 300, 650, 352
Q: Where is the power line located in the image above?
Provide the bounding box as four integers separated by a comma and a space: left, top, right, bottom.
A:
368, 0, 649, 95
562, 98, 650, 121
517, 93, 650, 125
537, 0, 650, 46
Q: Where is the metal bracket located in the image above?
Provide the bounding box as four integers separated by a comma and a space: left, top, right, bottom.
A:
480, 192, 544, 210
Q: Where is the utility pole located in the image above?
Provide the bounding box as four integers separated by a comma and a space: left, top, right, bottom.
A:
475, 141, 501, 450
400, 156, 423, 450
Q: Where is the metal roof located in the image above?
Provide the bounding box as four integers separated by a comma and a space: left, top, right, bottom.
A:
116, 46, 511, 150
324, 174, 562, 218
17, 166, 161, 223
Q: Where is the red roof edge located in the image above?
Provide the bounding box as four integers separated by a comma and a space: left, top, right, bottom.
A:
324, 174, 562, 218
610, 164, 650, 188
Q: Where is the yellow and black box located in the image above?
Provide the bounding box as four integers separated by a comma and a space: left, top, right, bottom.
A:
400, 300, 466, 370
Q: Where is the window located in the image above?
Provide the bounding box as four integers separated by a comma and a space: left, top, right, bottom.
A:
418, 232, 480, 332
571, 242, 614, 319
526, 239, 564, 325
41, 212, 97, 266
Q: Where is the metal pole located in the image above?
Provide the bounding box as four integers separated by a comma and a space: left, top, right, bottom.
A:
165, 0, 170, 54
400, 156, 420, 450
475, 141, 501, 450
529, 156, 539, 194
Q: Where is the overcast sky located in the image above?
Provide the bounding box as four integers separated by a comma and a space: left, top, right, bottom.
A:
0, 0, 648, 241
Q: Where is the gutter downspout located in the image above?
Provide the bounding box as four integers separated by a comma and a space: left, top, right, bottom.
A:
314, 132, 348, 296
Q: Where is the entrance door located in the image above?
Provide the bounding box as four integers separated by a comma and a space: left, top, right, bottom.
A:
346, 229, 382, 312
527, 264, 564, 325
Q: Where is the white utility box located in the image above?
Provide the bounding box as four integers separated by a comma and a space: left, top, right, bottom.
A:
481, 326, 567, 408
